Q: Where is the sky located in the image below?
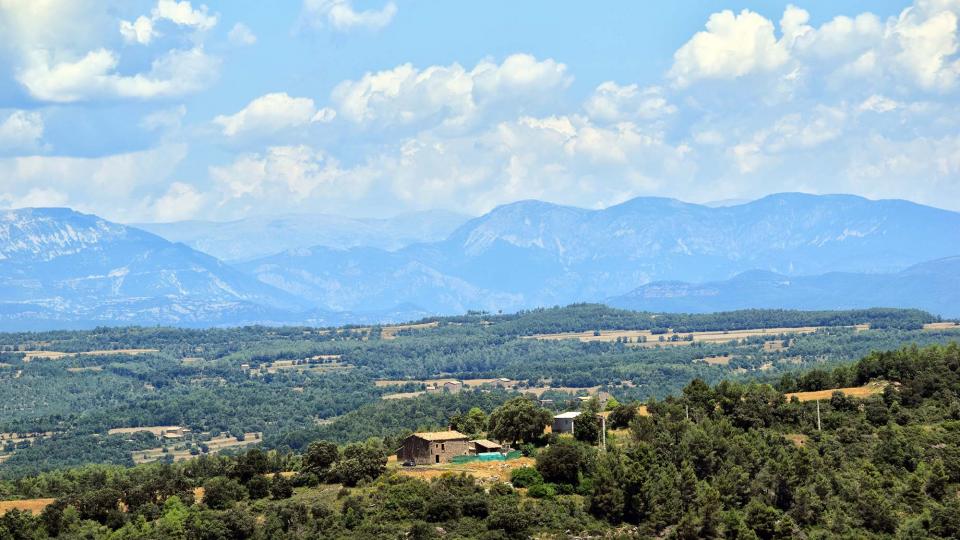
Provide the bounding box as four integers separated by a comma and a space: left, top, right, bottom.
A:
0, 0, 958, 222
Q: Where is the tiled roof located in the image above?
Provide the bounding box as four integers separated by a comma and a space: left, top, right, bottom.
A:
413, 430, 468, 441
470, 439, 502, 448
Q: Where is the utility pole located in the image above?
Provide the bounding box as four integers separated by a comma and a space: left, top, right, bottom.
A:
816, 399, 822, 431
600, 415, 606, 450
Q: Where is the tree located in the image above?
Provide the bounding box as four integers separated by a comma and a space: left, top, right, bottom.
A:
269, 473, 294, 500
450, 407, 488, 438
608, 403, 639, 429
487, 397, 552, 446
303, 440, 339, 475
202, 477, 247, 510
331, 439, 387, 487
574, 397, 602, 445
536, 439, 593, 486
246, 475, 270, 499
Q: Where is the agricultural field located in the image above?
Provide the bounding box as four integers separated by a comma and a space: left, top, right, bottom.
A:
525, 325, 841, 346
785, 381, 889, 402
0, 498, 55, 516
131, 432, 263, 464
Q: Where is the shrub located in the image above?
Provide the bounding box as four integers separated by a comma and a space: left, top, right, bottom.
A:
527, 483, 556, 499
509, 467, 543, 488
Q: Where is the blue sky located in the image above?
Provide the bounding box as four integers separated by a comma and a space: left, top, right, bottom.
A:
0, 0, 958, 222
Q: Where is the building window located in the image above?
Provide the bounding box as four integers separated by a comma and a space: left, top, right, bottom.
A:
441, 443, 445, 451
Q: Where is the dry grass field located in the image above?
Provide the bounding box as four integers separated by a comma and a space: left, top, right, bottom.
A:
132, 432, 263, 464
699, 355, 734, 366
0, 498, 56, 515
375, 377, 516, 388
526, 326, 826, 347
21, 348, 159, 362
785, 381, 888, 402
924, 322, 960, 330
380, 321, 440, 340
260, 359, 352, 374
392, 456, 536, 483
108, 425, 184, 437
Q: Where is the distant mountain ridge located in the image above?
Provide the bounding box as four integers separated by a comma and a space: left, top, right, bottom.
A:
0, 208, 312, 329
242, 193, 960, 314
2, 193, 959, 329
607, 257, 960, 318
135, 210, 470, 262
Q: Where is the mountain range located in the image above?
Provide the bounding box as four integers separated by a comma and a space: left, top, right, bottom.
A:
608, 257, 960, 315
134, 210, 470, 262
1, 192, 959, 329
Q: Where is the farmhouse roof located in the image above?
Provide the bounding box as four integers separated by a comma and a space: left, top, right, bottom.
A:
413, 430, 468, 441
554, 411, 582, 419
470, 439, 502, 449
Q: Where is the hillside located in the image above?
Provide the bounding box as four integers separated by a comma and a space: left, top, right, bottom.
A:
2, 341, 960, 539
609, 257, 960, 318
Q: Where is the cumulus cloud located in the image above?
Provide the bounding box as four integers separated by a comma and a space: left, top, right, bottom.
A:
228, 22, 257, 45
584, 83, 676, 123
150, 182, 205, 221
669, 9, 791, 87
331, 54, 571, 130
120, 0, 218, 44
17, 47, 220, 103
0, 110, 45, 154
0, 144, 188, 220
209, 145, 350, 203
670, 2, 960, 93
301, 0, 397, 31
214, 93, 333, 137
1, 0, 220, 103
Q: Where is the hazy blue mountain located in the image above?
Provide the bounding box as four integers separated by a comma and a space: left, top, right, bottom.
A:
243, 193, 960, 314
607, 257, 960, 318
135, 210, 470, 262
0, 208, 315, 329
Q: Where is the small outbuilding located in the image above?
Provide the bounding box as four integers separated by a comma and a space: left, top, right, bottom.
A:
470, 439, 503, 454
552, 411, 582, 435
397, 430, 470, 465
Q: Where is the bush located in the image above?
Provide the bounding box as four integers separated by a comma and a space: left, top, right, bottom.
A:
536, 439, 594, 486
509, 467, 543, 488
202, 477, 247, 510
245, 475, 270, 499
527, 483, 556, 499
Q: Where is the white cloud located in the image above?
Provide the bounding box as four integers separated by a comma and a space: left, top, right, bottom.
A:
228, 22, 257, 46
331, 54, 571, 130
209, 145, 349, 203
584, 82, 676, 122
141, 105, 187, 132
670, 2, 960, 92
153, 0, 217, 30
214, 93, 330, 137
0, 144, 188, 220
0, 110, 44, 153
120, 1, 217, 45
669, 9, 791, 87
301, 0, 397, 32
0, 187, 69, 209
17, 47, 220, 103
150, 181, 205, 221
120, 15, 157, 45
858, 94, 899, 113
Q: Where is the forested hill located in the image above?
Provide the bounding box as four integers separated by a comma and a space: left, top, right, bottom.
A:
1, 342, 959, 539
427, 304, 939, 336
